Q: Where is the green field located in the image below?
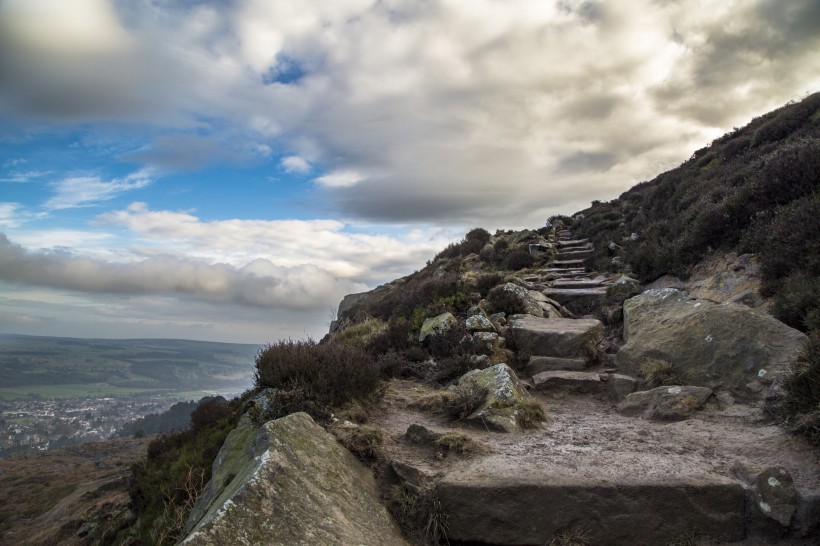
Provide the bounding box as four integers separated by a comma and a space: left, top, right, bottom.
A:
0, 334, 260, 400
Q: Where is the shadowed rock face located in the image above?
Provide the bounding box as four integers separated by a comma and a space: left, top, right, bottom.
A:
617, 289, 807, 399
181, 412, 408, 546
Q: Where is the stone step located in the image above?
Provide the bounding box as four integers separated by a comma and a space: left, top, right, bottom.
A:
550, 279, 605, 289
556, 238, 589, 248
550, 259, 586, 269
555, 249, 594, 261
437, 468, 745, 545
525, 356, 588, 376
543, 287, 608, 315
532, 370, 603, 393
509, 315, 604, 360
541, 268, 587, 275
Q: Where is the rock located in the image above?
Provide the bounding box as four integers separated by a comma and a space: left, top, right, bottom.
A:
617, 385, 712, 421
601, 373, 639, 400
606, 275, 640, 303
528, 243, 554, 259
497, 283, 546, 317
456, 363, 534, 432
617, 289, 807, 398
405, 424, 442, 446
532, 370, 602, 393
733, 463, 798, 529
437, 471, 745, 545
525, 356, 587, 376
509, 315, 604, 360
465, 314, 495, 333
419, 312, 458, 343
181, 412, 407, 546
468, 332, 503, 356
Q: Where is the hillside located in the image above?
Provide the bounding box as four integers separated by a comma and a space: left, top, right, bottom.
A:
0, 335, 259, 399
569, 92, 820, 334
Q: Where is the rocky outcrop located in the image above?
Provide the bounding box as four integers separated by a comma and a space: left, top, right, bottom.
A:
532, 370, 602, 394
509, 314, 603, 361
181, 412, 407, 546
617, 289, 807, 399
455, 363, 534, 432
617, 385, 713, 421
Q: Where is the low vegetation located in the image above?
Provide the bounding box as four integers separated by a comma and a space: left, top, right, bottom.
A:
784, 331, 820, 446
640, 359, 683, 388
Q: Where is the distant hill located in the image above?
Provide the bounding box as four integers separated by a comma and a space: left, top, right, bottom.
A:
0, 334, 259, 399
570, 92, 820, 334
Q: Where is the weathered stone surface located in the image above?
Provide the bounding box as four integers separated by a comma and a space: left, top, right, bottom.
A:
617, 289, 807, 398
181, 412, 407, 546
532, 370, 602, 393
602, 373, 639, 400
468, 331, 503, 356
617, 385, 712, 421
419, 312, 458, 342
456, 363, 533, 432
543, 287, 608, 316
733, 462, 799, 534
437, 472, 745, 545
509, 315, 604, 360
606, 275, 641, 303
465, 314, 495, 333
525, 355, 587, 376
497, 283, 545, 317
405, 423, 442, 446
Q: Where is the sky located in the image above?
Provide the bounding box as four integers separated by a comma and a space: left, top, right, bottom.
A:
1, 0, 819, 344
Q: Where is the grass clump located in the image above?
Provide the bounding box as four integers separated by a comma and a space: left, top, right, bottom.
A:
338, 425, 384, 461
444, 383, 489, 421
435, 432, 484, 456
517, 398, 547, 429
784, 331, 820, 446
548, 523, 592, 545
335, 318, 387, 349
640, 359, 683, 388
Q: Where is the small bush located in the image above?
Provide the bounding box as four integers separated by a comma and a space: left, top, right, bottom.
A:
475, 272, 504, 296
465, 227, 491, 246
503, 250, 535, 270
640, 359, 682, 388
190, 397, 231, 432
335, 318, 387, 349
427, 323, 469, 360
255, 339, 381, 414
431, 354, 479, 384
548, 523, 592, 546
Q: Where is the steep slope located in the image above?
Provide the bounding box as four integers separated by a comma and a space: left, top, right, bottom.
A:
570, 92, 820, 334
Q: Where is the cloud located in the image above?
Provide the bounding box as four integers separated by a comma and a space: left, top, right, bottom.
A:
1, 0, 819, 226
43, 170, 154, 210
314, 170, 367, 188
0, 232, 365, 311
280, 155, 311, 174
0, 203, 45, 228
0, 170, 50, 183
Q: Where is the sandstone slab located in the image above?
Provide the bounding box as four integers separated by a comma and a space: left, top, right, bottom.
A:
617, 385, 712, 421
181, 412, 407, 546
532, 370, 602, 393
525, 356, 587, 376
509, 315, 603, 360
617, 289, 807, 399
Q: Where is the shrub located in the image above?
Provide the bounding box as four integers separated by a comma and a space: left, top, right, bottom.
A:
503, 250, 535, 270
339, 425, 384, 460
465, 227, 491, 246
365, 317, 414, 356
190, 397, 230, 432
784, 332, 820, 446
431, 353, 479, 384
474, 272, 504, 296
335, 318, 387, 349
427, 323, 470, 361
254, 339, 382, 414
443, 382, 489, 421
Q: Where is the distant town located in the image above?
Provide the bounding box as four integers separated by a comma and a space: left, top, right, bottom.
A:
0, 391, 240, 457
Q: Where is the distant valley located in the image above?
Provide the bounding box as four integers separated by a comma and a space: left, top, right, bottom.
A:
0, 334, 260, 400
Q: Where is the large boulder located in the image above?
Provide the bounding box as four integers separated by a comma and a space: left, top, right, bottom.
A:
509, 315, 604, 361
493, 283, 546, 318
455, 363, 535, 432
617, 289, 807, 398
181, 412, 407, 546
